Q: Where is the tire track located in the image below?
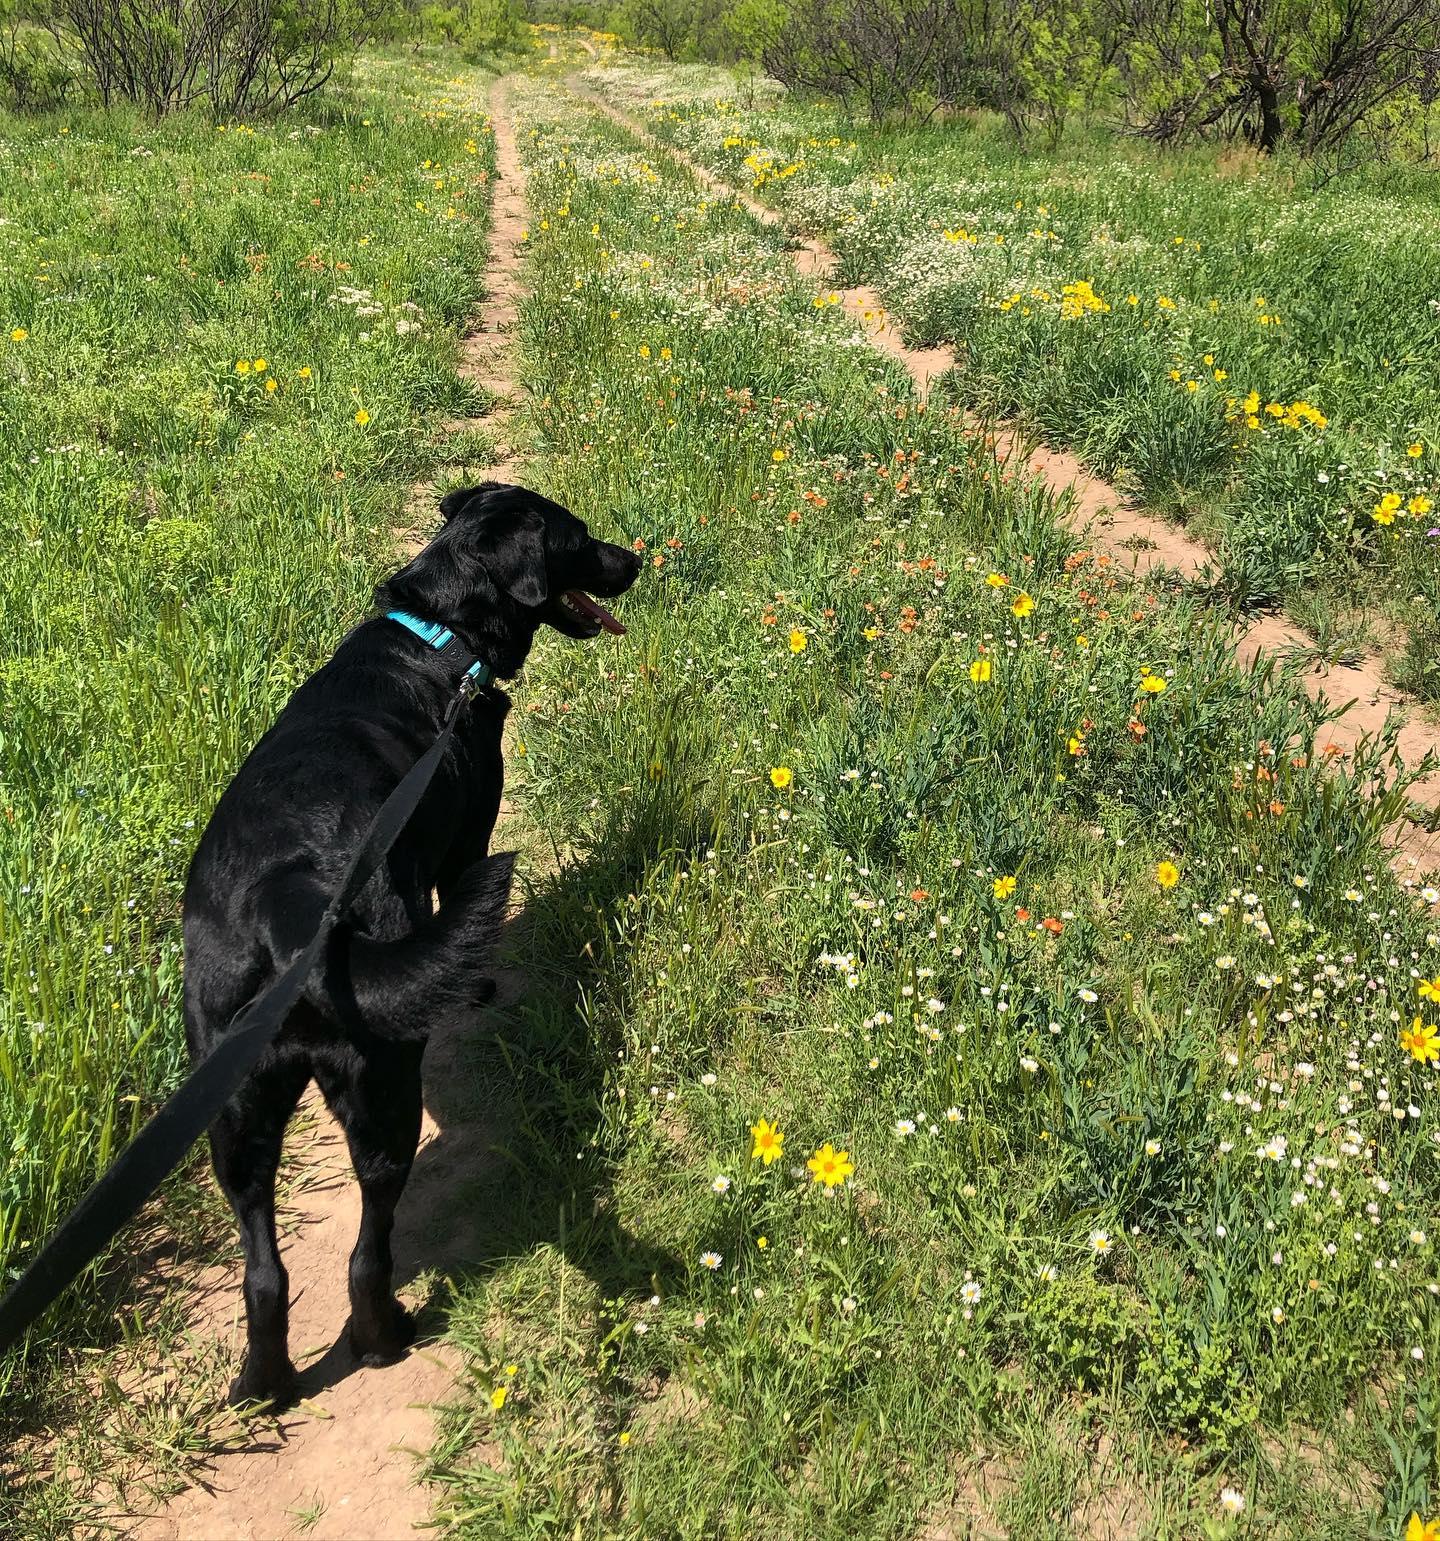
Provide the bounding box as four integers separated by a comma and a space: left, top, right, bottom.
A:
568, 74, 1440, 893
125, 77, 534, 1541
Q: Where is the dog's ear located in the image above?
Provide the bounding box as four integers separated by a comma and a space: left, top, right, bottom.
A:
438, 481, 504, 523
471, 504, 548, 607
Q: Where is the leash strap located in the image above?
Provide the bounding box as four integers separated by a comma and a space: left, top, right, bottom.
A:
0, 677, 481, 1358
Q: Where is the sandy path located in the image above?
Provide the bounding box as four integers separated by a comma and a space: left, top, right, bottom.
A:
126, 79, 533, 1541
570, 77, 1440, 891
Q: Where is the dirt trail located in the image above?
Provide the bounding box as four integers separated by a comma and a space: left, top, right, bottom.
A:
571, 77, 1440, 890
127, 79, 533, 1541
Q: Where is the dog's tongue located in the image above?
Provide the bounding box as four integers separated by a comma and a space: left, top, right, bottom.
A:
564, 589, 626, 636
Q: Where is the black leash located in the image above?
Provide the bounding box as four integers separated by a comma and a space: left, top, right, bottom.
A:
0, 675, 484, 1359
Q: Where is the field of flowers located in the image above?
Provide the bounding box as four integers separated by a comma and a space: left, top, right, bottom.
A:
417, 75, 1440, 1539
0, 52, 497, 1402
583, 63, 1440, 703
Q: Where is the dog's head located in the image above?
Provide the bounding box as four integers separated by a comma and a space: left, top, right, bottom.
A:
377, 483, 642, 676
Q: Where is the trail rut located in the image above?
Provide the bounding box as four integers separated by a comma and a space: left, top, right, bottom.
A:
126, 77, 533, 1541
571, 76, 1440, 892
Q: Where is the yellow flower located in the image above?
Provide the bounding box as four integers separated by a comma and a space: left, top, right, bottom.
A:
993, 875, 1017, 900
751, 1119, 784, 1165
968, 658, 992, 683
1156, 861, 1180, 889
1373, 492, 1402, 525
354, 407, 370, 426
10, 327, 27, 342
863, 625, 880, 640
1067, 735, 1085, 756
490, 1386, 507, 1410
638, 344, 651, 359
1419, 976, 1440, 1003
265, 378, 277, 394
296, 365, 312, 379
806, 1142, 855, 1190
772, 448, 787, 462
985, 572, 1010, 588
1407, 1515, 1440, 1541
789, 628, 807, 653
1407, 443, 1424, 458
253, 358, 267, 373
660, 346, 672, 361
769, 766, 792, 789
1409, 495, 1432, 517
1401, 1018, 1439, 1065
234, 359, 251, 375
1139, 672, 1168, 694
1011, 591, 1034, 618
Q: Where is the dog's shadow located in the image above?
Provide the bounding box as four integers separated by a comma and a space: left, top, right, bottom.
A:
290, 829, 679, 1402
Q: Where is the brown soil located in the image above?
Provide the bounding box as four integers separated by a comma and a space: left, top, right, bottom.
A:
572, 77, 1440, 896
124, 78, 534, 1541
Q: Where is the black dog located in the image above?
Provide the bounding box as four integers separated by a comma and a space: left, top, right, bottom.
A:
183, 482, 641, 1406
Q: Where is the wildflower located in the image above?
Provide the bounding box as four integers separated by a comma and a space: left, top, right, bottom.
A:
769, 766, 792, 790
1011, 591, 1035, 618
234, 358, 251, 374
1145, 1139, 1161, 1157
789, 628, 807, 653
354, 407, 371, 426
968, 658, 992, 683
1418, 977, 1440, 1004
265, 378, 277, 394
1078, 988, 1098, 1003
1138, 671, 1168, 694
1401, 1018, 1439, 1065
993, 875, 1017, 900
638, 344, 651, 359
751, 1120, 784, 1165
700, 1250, 723, 1270
896, 1118, 917, 1137
297, 366, 312, 379
806, 1142, 855, 1190
985, 572, 1010, 588
1373, 492, 1403, 525
772, 449, 787, 462
253, 358, 267, 373
1411, 495, 1433, 517
1408, 1517, 1440, 1541
960, 1280, 982, 1305
1089, 1229, 1112, 1255
1408, 443, 1425, 458
1220, 1488, 1245, 1515
711, 1175, 731, 1194
490, 1386, 507, 1410
1156, 861, 1180, 889
10, 327, 27, 342
618, 1431, 631, 1447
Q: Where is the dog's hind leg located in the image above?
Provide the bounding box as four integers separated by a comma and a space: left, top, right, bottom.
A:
313, 1041, 424, 1365
209, 1056, 310, 1407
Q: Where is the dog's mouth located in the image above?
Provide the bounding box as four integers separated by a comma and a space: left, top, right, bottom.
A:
552, 588, 626, 638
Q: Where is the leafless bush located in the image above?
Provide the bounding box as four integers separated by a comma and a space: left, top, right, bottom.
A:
48, 0, 389, 116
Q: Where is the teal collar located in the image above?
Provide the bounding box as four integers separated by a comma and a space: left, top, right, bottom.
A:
387, 610, 493, 688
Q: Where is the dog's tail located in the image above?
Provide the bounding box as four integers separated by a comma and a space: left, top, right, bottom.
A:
308, 852, 516, 1040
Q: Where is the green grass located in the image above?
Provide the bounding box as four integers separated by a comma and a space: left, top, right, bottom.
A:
416, 75, 1440, 1538
585, 61, 1440, 701
0, 41, 496, 1447
5, 40, 1440, 1539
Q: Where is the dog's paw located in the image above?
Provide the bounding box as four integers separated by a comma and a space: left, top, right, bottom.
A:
347, 1301, 417, 1366
473, 976, 498, 1007
226, 1355, 298, 1411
